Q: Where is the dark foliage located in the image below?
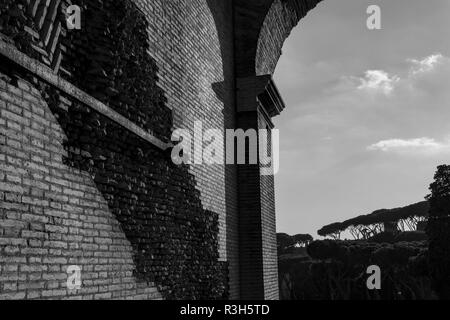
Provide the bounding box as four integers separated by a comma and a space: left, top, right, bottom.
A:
279, 240, 433, 300
426, 165, 450, 299
369, 231, 428, 243
277, 233, 313, 255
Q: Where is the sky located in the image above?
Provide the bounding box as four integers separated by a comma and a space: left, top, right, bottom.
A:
273, 0, 450, 238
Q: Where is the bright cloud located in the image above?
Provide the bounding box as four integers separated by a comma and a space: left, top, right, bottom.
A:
353, 54, 446, 95
408, 54, 444, 75
367, 137, 449, 154
357, 70, 400, 94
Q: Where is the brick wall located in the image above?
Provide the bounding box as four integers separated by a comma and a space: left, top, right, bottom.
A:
1, 0, 234, 300
236, 111, 264, 299
0, 0, 317, 300
129, 0, 239, 298
0, 72, 164, 300
258, 113, 279, 300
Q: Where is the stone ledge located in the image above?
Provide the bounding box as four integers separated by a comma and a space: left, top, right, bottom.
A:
236, 74, 286, 117
0, 39, 172, 151
258, 75, 285, 118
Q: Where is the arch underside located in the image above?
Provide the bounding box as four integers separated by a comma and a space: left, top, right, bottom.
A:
234, 0, 323, 77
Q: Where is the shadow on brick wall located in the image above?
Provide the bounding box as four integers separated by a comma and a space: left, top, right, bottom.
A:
35, 0, 228, 300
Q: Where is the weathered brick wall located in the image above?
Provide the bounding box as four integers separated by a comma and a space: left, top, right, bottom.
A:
0, 71, 164, 300
129, 0, 239, 298
1, 0, 235, 300
0, 59, 228, 300
1, 0, 319, 300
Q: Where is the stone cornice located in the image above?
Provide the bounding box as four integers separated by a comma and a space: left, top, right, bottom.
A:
257, 76, 285, 118
236, 74, 286, 128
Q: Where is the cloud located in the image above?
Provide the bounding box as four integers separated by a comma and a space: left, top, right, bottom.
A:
357, 70, 400, 94
408, 54, 444, 75
367, 137, 450, 154
351, 54, 446, 96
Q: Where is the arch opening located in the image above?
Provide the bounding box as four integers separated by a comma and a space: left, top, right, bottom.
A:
270, 0, 450, 300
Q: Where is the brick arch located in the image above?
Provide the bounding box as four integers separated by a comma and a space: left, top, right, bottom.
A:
232, 0, 323, 300
234, 0, 322, 77
256, 0, 323, 75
